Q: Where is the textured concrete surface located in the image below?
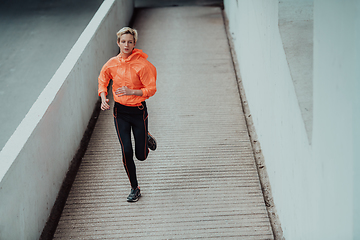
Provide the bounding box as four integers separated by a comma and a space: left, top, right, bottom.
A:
53, 6, 273, 239
0, 0, 104, 151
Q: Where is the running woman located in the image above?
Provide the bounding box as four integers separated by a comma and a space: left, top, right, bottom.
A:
98, 27, 157, 202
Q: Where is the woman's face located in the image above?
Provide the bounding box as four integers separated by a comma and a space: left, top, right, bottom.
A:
118, 34, 136, 56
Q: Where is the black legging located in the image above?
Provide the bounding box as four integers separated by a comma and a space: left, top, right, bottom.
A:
113, 101, 149, 189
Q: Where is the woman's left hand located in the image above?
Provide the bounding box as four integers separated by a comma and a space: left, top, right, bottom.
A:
115, 86, 143, 97
115, 86, 132, 97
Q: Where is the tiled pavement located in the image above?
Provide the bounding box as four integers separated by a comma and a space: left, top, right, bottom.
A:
53, 6, 274, 239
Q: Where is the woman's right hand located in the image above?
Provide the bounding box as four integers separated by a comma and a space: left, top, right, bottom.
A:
100, 92, 110, 110
101, 98, 110, 110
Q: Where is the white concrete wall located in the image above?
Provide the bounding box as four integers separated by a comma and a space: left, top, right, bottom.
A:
0, 0, 134, 239
224, 0, 360, 239
313, 1, 360, 239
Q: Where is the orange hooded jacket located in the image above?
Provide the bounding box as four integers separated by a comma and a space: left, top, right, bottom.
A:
98, 49, 157, 107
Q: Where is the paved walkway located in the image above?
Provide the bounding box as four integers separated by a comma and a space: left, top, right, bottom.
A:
53, 6, 274, 239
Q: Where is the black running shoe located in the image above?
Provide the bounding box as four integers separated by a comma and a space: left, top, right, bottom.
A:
147, 133, 157, 151
127, 187, 141, 202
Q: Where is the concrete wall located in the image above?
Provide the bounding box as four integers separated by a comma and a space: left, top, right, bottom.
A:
313, 1, 360, 238
0, 0, 134, 239
224, 0, 360, 239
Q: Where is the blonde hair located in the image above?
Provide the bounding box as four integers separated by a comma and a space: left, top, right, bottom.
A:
116, 27, 138, 43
